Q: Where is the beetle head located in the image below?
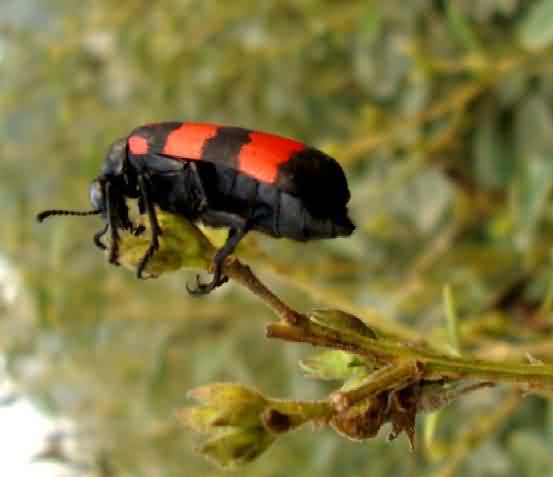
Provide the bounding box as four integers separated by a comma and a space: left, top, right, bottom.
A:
36, 137, 130, 224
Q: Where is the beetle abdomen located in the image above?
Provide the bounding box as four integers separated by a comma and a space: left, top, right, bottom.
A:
205, 165, 354, 240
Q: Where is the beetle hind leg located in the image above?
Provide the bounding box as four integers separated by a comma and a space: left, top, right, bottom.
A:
186, 269, 229, 296
187, 226, 247, 296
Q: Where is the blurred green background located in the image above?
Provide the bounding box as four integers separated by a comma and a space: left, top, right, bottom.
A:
3, 0, 553, 475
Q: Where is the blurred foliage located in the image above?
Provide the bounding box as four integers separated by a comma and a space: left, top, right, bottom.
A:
3, 0, 553, 475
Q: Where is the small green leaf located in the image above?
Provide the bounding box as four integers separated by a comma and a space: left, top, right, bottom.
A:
518, 0, 553, 50
299, 350, 373, 381
309, 309, 377, 338
199, 427, 275, 469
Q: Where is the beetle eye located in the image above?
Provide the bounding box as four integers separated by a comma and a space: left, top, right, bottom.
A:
89, 180, 105, 212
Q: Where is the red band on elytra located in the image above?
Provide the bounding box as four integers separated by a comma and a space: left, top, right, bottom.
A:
239, 132, 304, 183
128, 135, 149, 155
163, 123, 219, 159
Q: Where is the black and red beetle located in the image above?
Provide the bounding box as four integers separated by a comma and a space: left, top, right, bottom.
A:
37, 122, 355, 295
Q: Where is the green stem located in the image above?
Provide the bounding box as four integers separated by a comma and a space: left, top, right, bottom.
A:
269, 399, 332, 421
266, 321, 553, 390
225, 257, 307, 325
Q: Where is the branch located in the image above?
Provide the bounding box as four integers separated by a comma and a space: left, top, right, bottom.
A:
115, 209, 553, 468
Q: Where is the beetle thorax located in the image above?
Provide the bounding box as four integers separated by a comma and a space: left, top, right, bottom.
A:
101, 137, 128, 176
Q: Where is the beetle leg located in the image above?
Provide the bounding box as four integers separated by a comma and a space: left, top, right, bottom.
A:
186, 228, 245, 296
189, 162, 209, 211
105, 181, 121, 266
138, 195, 146, 215
187, 216, 248, 296
136, 173, 162, 279
93, 223, 109, 250
133, 224, 146, 236
130, 196, 146, 236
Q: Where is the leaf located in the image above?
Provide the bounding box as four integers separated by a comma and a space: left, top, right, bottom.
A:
473, 106, 513, 189
518, 0, 553, 50
446, 3, 481, 51
509, 431, 553, 477
512, 96, 553, 249
360, 5, 381, 37
117, 209, 215, 276
299, 350, 373, 381
309, 309, 377, 338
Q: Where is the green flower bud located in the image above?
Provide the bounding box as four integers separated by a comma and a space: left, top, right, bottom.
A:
199, 427, 275, 469
179, 383, 268, 431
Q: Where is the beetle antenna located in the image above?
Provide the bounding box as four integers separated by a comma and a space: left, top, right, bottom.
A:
36, 209, 102, 223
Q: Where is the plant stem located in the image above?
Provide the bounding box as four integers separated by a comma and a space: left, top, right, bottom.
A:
224, 243, 553, 392
267, 321, 553, 390
225, 257, 307, 325
269, 399, 332, 422
330, 361, 422, 412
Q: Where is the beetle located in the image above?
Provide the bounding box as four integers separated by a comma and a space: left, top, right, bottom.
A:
37, 122, 355, 295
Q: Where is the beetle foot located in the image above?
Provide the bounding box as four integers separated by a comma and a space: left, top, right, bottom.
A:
132, 224, 146, 236
93, 224, 109, 251
136, 242, 159, 279
108, 243, 120, 266
186, 274, 229, 296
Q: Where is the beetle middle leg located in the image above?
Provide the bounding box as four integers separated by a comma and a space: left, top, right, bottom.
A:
189, 162, 209, 212
136, 173, 162, 279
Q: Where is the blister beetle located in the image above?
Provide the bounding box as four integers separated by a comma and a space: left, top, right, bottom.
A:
37, 122, 355, 295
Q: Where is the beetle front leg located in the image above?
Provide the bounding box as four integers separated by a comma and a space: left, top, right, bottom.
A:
105, 181, 122, 266
93, 224, 109, 250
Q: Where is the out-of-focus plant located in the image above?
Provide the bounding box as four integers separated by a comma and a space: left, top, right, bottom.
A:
4, 0, 553, 476
118, 209, 553, 468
